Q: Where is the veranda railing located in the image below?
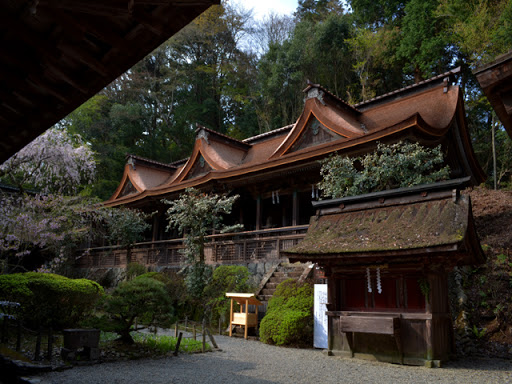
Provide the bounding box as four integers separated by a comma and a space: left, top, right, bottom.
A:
75, 225, 308, 268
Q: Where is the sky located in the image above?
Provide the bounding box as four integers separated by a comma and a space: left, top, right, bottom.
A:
231, 0, 298, 20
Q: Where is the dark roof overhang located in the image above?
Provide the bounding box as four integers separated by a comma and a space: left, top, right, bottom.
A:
0, 0, 219, 164
474, 51, 512, 139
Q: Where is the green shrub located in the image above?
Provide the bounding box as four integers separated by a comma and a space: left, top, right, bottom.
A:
204, 265, 252, 324
136, 271, 190, 319
318, 141, 450, 198
0, 272, 103, 329
102, 276, 173, 344
126, 262, 147, 280
259, 279, 314, 346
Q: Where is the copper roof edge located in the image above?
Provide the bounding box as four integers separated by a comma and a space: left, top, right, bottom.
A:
195, 124, 251, 150
125, 154, 177, 170
243, 125, 295, 143
303, 81, 361, 114
312, 176, 471, 209
473, 50, 512, 75
354, 67, 461, 109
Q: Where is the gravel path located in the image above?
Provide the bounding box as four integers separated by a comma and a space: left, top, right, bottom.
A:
37, 335, 512, 384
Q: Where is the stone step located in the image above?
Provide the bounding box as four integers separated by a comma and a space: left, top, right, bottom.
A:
286, 270, 303, 278
265, 282, 279, 289
273, 271, 287, 278
268, 276, 288, 284
261, 288, 275, 296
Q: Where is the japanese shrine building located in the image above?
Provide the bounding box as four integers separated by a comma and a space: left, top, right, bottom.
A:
82, 68, 484, 270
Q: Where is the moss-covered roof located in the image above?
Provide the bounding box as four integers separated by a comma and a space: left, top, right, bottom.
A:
287, 195, 469, 255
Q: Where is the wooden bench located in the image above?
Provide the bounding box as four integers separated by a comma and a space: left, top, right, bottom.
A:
339, 315, 403, 363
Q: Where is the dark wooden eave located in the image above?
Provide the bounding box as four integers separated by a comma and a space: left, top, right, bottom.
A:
0, 0, 219, 164
474, 51, 512, 139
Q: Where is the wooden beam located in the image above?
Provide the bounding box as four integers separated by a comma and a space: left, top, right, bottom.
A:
0, 12, 60, 58
52, 10, 127, 48
26, 76, 69, 104
0, 73, 65, 119
57, 43, 110, 77
44, 63, 89, 94
37, 1, 134, 17
132, 8, 166, 35
0, 102, 23, 117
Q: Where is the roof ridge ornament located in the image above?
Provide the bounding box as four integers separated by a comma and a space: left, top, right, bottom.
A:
305, 87, 326, 105
197, 127, 210, 144
443, 76, 450, 93
127, 156, 136, 170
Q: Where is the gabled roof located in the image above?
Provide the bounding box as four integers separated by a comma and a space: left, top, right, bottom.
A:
105, 71, 485, 207
109, 154, 176, 201
0, 1, 219, 164
170, 125, 252, 184
284, 178, 485, 268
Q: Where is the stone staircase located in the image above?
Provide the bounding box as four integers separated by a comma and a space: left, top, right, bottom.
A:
256, 262, 313, 314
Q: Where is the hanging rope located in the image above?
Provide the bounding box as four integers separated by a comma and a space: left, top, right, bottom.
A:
366, 267, 372, 293
376, 267, 382, 294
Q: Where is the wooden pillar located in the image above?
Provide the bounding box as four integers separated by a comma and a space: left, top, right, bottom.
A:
255, 304, 259, 332
325, 268, 336, 311
229, 298, 234, 337
152, 214, 159, 243
256, 195, 261, 231
292, 190, 298, 226
244, 298, 249, 339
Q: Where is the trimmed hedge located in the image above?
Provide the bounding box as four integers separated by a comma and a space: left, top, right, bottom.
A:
259, 279, 314, 346
0, 272, 103, 329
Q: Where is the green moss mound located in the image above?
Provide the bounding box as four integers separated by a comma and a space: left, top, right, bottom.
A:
259, 279, 314, 346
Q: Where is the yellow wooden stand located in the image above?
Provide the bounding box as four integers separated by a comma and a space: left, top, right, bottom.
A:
226, 293, 262, 339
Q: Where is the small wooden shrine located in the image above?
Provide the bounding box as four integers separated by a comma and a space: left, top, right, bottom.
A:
284, 178, 485, 366
226, 293, 262, 339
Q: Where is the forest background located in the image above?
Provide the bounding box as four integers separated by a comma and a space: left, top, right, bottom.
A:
5, 0, 512, 200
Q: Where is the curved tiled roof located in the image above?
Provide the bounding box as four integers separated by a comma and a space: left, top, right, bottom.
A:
105, 73, 485, 207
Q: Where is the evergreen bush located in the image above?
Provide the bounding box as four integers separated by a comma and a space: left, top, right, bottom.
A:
126, 262, 147, 280
0, 272, 103, 329
102, 276, 173, 344
318, 141, 451, 198
259, 279, 314, 346
204, 265, 252, 325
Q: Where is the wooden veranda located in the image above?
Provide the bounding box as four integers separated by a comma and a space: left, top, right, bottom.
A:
75, 225, 308, 269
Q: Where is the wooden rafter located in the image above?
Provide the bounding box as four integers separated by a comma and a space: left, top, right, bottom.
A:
0, 0, 219, 163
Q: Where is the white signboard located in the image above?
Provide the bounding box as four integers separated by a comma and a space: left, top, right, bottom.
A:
314, 284, 328, 349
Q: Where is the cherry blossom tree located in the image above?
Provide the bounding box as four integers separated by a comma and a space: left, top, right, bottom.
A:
0, 128, 96, 195
0, 127, 149, 274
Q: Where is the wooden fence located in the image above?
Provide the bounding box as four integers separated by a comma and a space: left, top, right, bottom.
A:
75, 225, 308, 268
